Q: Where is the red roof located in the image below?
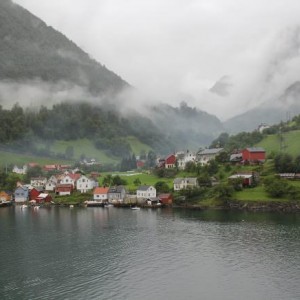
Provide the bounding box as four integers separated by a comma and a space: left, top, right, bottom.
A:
44, 165, 57, 171
93, 187, 109, 195
55, 184, 73, 192
158, 193, 173, 204
27, 162, 39, 168
67, 173, 81, 181
165, 154, 176, 165
137, 161, 145, 168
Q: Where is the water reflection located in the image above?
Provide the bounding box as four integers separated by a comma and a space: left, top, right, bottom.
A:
0, 206, 299, 300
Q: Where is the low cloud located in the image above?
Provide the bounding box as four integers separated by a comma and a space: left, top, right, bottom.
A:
0, 79, 98, 109
11, 0, 300, 120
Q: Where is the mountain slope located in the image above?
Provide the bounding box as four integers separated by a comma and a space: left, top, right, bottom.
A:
151, 102, 224, 149
0, 0, 224, 155
224, 81, 300, 133
0, 0, 128, 95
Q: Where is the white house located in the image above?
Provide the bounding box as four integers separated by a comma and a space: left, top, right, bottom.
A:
60, 174, 80, 188
93, 187, 109, 202
176, 150, 196, 170
173, 178, 198, 191
30, 177, 47, 188
45, 180, 57, 192
76, 175, 95, 193
136, 185, 156, 199
12, 165, 28, 175
196, 148, 224, 165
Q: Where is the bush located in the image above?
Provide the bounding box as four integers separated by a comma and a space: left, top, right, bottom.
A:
264, 177, 289, 198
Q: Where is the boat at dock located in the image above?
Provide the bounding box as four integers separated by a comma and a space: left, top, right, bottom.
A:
85, 201, 105, 207
0, 200, 13, 207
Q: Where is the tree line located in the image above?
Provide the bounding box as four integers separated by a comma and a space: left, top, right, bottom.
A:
0, 102, 172, 158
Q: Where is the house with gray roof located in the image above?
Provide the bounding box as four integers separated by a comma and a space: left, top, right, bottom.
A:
108, 186, 126, 202
14, 186, 29, 203
196, 148, 224, 165
174, 178, 198, 191
136, 185, 156, 199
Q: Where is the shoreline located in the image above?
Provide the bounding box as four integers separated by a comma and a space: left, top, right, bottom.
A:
7, 199, 300, 212
174, 199, 300, 212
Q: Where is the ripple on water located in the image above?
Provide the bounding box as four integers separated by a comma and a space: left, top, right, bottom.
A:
1, 207, 300, 300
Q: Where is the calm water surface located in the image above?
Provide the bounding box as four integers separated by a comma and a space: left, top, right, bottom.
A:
0, 206, 299, 300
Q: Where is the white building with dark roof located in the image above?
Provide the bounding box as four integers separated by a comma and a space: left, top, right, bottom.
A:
174, 178, 198, 191
196, 148, 224, 165
136, 185, 156, 199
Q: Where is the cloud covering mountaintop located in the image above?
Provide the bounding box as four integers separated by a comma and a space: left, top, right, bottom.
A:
13, 0, 300, 120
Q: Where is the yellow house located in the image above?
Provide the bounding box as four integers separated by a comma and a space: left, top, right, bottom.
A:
0, 191, 11, 202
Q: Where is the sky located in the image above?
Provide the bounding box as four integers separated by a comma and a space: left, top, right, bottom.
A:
13, 0, 300, 120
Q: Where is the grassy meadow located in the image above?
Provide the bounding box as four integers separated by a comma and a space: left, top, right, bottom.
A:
0, 150, 72, 167
100, 171, 175, 191
256, 130, 300, 157
1, 136, 153, 168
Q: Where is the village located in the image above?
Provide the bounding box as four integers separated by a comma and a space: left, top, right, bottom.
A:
0, 146, 268, 209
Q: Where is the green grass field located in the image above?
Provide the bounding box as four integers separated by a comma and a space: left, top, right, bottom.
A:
2, 136, 153, 167
126, 136, 152, 155
49, 139, 118, 164
0, 150, 72, 167
256, 130, 300, 157
100, 171, 175, 191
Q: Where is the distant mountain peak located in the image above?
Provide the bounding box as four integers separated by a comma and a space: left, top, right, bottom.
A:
209, 75, 232, 97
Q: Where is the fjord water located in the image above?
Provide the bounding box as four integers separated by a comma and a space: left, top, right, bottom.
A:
0, 207, 299, 300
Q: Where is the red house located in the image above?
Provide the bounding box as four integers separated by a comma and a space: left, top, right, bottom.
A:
165, 154, 176, 168
44, 165, 58, 172
158, 193, 173, 205
30, 188, 43, 200
55, 184, 73, 196
241, 147, 266, 163
35, 193, 52, 204
136, 160, 145, 169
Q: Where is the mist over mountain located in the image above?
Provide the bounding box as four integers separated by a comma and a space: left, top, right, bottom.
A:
150, 102, 224, 150
0, 0, 128, 99
224, 81, 300, 133
0, 0, 224, 155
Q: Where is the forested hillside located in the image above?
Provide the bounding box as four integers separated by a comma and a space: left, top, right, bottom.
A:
0, 102, 175, 157
0, 0, 225, 160
0, 0, 127, 95
151, 102, 224, 149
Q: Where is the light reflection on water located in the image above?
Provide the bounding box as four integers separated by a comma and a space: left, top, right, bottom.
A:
0, 206, 299, 300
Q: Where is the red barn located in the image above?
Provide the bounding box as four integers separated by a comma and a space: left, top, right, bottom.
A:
55, 184, 73, 196
242, 147, 266, 163
35, 193, 52, 204
165, 154, 176, 168
29, 188, 42, 200
158, 193, 173, 205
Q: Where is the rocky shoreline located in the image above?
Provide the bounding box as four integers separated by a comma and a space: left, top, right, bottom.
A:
175, 200, 300, 212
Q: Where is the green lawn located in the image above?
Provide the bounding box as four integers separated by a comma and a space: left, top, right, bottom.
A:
0, 150, 72, 167
256, 130, 300, 157
233, 185, 291, 202
126, 136, 152, 155
39, 139, 118, 164
101, 171, 174, 191
37, 137, 152, 164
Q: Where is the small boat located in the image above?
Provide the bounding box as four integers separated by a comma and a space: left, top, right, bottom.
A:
105, 204, 114, 208
131, 206, 140, 210
21, 204, 28, 209
85, 201, 104, 207
69, 205, 74, 208
33, 206, 40, 210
